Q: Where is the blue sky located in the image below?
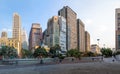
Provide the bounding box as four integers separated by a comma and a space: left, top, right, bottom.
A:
0, 0, 120, 48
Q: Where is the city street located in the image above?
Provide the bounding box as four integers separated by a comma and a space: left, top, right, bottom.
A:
0, 62, 120, 74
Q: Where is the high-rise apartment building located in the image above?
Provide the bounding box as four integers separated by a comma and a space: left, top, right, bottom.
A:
29, 23, 42, 52
59, 16, 67, 52
13, 13, 21, 57
115, 8, 120, 51
85, 31, 90, 52
58, 6, 77, 50
45, 16, 67, 52
77, 19, 85, 52
21, 28, 28, 50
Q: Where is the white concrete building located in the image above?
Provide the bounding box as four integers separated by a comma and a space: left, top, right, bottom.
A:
59, 16, 67, 52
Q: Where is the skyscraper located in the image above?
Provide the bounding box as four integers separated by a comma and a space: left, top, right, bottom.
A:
47, 16, 60, 47
85, 31, 90, 52
58, 6, 77, 50
43, 29, 48, 45
59, 16, 67, 52
21, 28, 28, 50
45, 16, 67, 52
29, 23, 42, 52
13, 13, 21, 57
115, 8, 120, 51
77, 19, 85, 52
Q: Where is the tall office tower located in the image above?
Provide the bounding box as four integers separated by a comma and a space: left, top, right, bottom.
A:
21, 28, 28, 50
13, 13, 21, 57
43, 29, 48, 45
29, 23, 42, 52
58, 6, 77, 50
115, 8, 120, 51
85, 31, 90, 52
47, 16, 60, 47
46, 16, 67, 51
77, 19, 85, 52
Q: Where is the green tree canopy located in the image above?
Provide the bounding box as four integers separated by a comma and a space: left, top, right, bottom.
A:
21, 49, 33, 58
82, 52, 95, 57
0, 46, 17, 59
33, 47, 48, 58
101, 48, 113, 57
66, 49, 81, 58
49, 44, 61, 57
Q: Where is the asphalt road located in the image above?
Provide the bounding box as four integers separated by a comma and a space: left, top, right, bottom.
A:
0, 62, 120, 74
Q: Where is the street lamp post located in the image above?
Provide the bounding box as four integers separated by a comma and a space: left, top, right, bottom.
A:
97, 39, 100, 46
103, 44, 105, 48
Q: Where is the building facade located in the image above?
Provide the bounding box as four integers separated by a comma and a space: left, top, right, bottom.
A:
85, 31, 90, 52
58, 6, 77, 50
0, 31, 18, 50
21, 28, 28, 50
13, 13, 22, 57
91, 44, 101, 54
59, 16, 67, 52
77, 19, 85, 52
44, 16, 67, 52
43, 29, 48, 45
0, 31, 8, 47
29, 23, 42, 52
115, 8, 120, 51
47, 16, 60, 47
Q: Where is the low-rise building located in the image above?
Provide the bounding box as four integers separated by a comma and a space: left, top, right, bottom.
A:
0, 31, 18, 50
91, 44, 101, 54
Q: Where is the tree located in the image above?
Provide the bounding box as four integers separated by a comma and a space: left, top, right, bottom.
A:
113, 51, 120, 56
21, 49, 33, 58
49, 44, 61, 57
66, 49, 81, 58
83, 52, 95, 57
33, 47, 48, 58
49, 47, 56, 57
0, 46, 17, 59
54, 44, 61, 51
101, 48, 113, 57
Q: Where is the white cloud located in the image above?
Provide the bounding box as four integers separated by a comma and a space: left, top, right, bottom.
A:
2, 28, 12, 32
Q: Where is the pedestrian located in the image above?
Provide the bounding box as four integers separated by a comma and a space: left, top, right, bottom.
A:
72, 58, 74, 62
40, 56, 43, 64
112, 59, 115, 62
